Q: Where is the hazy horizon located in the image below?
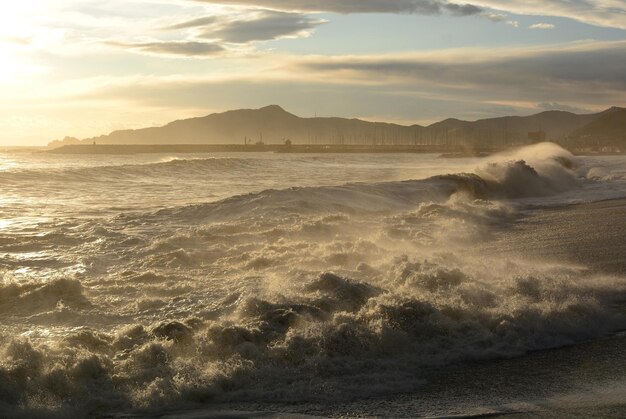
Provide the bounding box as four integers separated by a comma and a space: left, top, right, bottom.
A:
1, 1, 626, 145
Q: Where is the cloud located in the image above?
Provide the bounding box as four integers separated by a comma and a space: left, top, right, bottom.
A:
529, 22, 555, 29
193, 0, 480, 16
470, 0, 626, 29
167, 10, 326, 43
76, 41, 626, 122
481, 12, 518, 26
444, 3, 482, 16
194, 0, 626, 29
537, 102, 589, 113
165, 17, 219, 30
282, 41, 626, 104
108, 40, 225, 57
482, 12, 507, 21
210, 11, 325, 42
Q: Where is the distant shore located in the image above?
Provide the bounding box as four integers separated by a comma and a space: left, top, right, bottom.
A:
44, 143, 626, 156
45, 143, 496, 156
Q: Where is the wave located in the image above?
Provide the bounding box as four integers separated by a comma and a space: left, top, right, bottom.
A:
151, 143, 580, 223
0, 157, 268, 184
0, 278, 90, 316
1, 261, 625, 417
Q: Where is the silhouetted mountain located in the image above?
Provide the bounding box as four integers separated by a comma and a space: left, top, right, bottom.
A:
567, 107, 626, 148
56, 105, 422, 147
49, 105, 625, 149
428, 110, 600, 147
48, 136, 82, 148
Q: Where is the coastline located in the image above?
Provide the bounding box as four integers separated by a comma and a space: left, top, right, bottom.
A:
45, 144, 495, 155
43, 144, 626, 156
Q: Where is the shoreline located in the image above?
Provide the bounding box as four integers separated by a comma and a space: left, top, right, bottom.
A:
45, 144, 495, 155
41, 143, 626, 156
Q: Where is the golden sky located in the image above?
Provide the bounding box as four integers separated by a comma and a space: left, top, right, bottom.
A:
1, 0, 625, 145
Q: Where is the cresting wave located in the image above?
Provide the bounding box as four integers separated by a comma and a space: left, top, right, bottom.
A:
2, 262, 625, 417
2, 143, 626, 418
0, 157, 270, 184
154, 142, 581, 222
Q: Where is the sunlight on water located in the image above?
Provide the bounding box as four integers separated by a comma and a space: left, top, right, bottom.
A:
0, 219, 13, 230
0, 156, 18, 172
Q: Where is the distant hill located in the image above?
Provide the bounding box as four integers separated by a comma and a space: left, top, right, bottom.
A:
49, 105, 626, 150
50, 105, 423, 147
48, 136, 82, 148
430, 110, 599, 146
568, 107, 626, 148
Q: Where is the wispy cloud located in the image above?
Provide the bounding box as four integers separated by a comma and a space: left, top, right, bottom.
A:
166, 10, 326, 44
194, 0, 626, 29
470, 0, 626, 29
282, 41, 626, 103
529, 22, 555, 29
443, 3, 482, 16
164, 16, 219, 30
107, 40, 225, 57
482, 12, 508, 22
193, 0, 481, 16
481, 12, 518, 26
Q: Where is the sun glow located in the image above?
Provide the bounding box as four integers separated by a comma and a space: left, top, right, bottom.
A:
0, 2, 32, 82
0, 1, 51, 84
0, 42, 27, 84
0, 1, 38, 39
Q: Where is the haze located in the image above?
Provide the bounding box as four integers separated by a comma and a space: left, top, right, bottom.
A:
2, 0, 626, 145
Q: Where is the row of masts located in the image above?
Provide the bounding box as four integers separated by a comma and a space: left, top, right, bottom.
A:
242, 128, 535, 147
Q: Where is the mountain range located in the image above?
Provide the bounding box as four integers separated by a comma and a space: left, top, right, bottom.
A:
49, 105, 626, 150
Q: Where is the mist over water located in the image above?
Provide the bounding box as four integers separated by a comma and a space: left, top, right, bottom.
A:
1, 144, 626, 417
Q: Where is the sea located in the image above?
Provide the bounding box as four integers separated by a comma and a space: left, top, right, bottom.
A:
1, 143, 625, 418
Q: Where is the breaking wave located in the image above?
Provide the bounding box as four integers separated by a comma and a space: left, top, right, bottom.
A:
0, 157, 268, 184
0, 278, 90, 316
1, 262, 625, 417
153, 142, 581, 222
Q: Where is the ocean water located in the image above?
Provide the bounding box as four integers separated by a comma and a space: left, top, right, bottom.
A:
1, 143, 626, 418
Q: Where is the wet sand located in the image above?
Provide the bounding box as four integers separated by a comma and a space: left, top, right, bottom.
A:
487, 198, 626, 275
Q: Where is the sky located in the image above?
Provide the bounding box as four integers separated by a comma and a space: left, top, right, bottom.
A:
1, 0, 625, 145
